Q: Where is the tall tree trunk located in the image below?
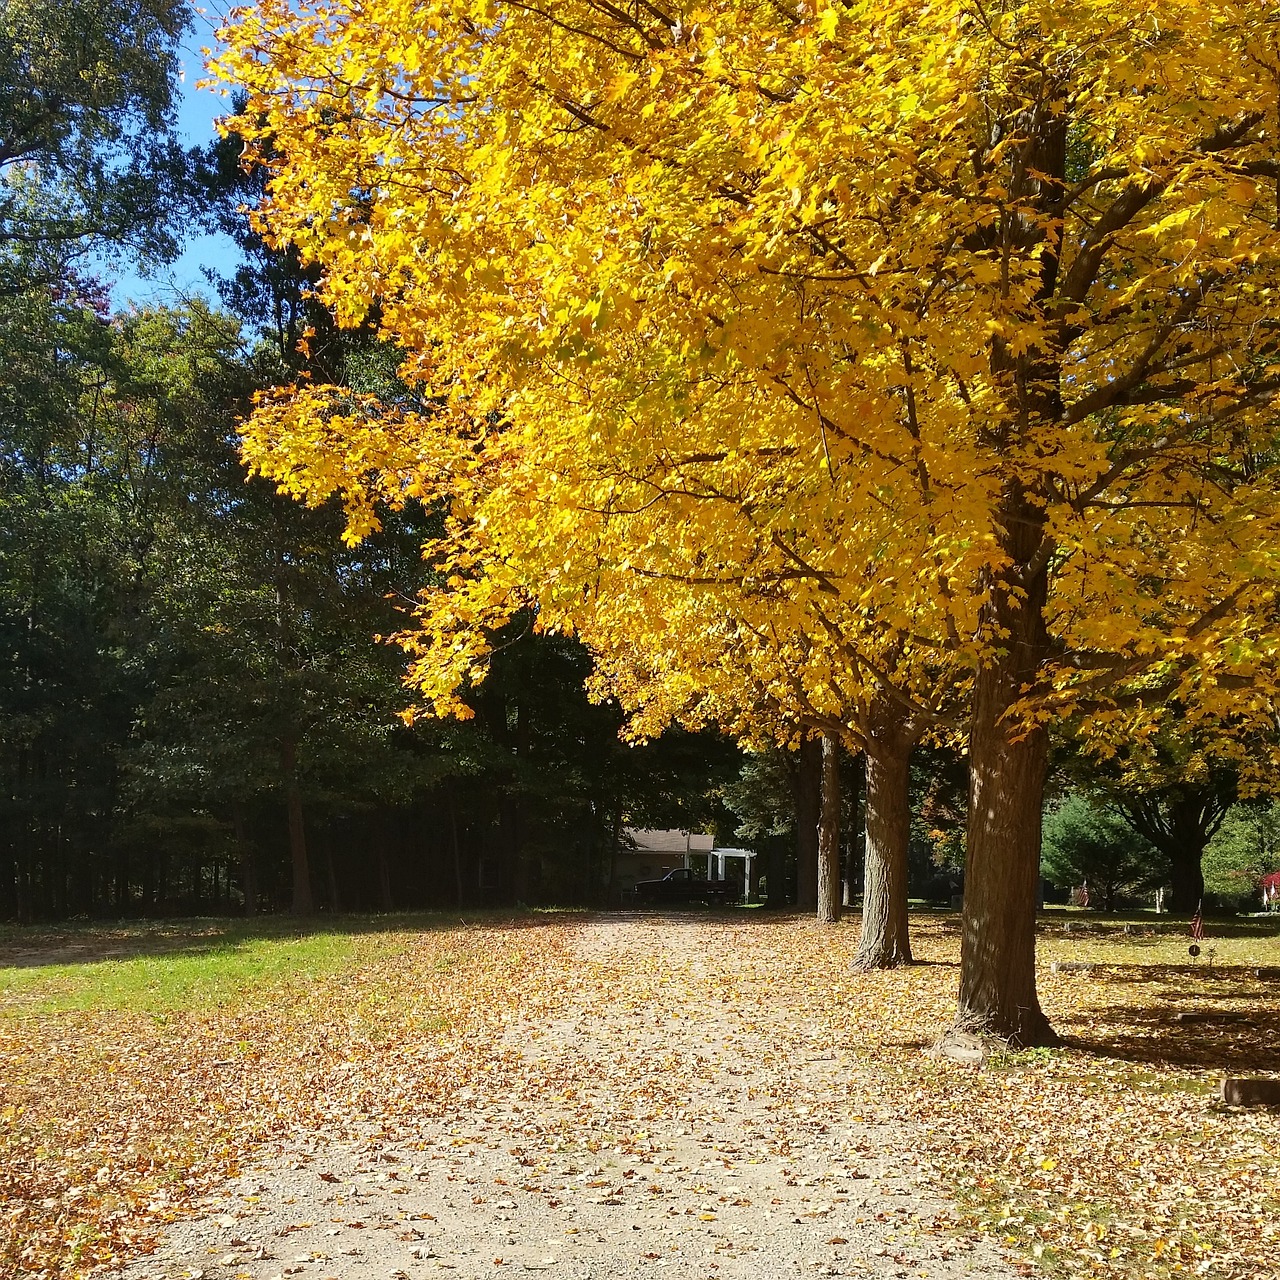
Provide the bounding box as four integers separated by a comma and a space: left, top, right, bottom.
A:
378, 848, 394, 912
232, 803, 258, 916
1168, 841, 1206, 915
954, 498, 1057, 1048
449, 792, 465, 909
323, 826, 342, 913
115, 844, 129, 914
281, 736, 314, 915
1165, 797, 1211, 913
795, 736, 821, 911
843, 762, 863, 909
606, 810, 623, 907
139, 846, 155, 916
817, 735, 842, 923
853, 699, 915, 969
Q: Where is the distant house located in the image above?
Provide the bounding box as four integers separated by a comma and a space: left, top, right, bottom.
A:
616, 828, 714, 896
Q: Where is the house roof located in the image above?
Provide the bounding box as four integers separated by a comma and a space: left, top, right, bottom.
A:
623, 827, 714, 854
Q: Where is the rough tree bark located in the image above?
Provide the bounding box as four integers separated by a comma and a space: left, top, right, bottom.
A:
952, 491, 1058, 1048
853, 697, 916, 968
816, 734, 841, 924
794, 735, 821, 911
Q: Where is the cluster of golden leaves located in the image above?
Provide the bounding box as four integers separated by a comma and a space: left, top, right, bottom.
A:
215, 0, 1280, 760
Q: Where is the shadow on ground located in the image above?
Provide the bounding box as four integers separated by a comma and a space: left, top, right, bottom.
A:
0, 911, 587, 970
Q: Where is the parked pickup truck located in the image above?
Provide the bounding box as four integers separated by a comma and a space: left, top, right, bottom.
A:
632, 867, 734, 906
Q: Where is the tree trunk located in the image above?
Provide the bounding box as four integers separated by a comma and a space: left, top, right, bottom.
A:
1166, 798, 1210, 914
953, 501, 1058, 1048
449, 792, 465, 908
323, 826, 342, 913
853, 699, 915, 969
1118, 787, 1223, 915
958, 687, 1054, 1045
377, 847, 394, 912
232, 803, 258, 916
281, 736, 314, 915
606, 811, 622, 908
1168, 841, 1206, 915
842, 762, 863, 908
795, 736, 821, 911
115, 845, 130, 914
817, 735, 842, 924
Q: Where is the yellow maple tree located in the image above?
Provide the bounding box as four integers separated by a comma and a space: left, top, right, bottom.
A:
218, 0, 1280, 1044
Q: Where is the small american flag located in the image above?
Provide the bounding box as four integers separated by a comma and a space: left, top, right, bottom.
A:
1190, 903, 1205, 941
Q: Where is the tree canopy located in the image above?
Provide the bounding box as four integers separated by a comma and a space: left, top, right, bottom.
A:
215, 1, 1280, 1042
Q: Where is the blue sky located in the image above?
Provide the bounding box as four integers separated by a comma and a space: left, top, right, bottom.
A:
106, 13, 245, 308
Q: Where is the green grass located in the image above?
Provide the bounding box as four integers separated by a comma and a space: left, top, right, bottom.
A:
0, 924, 377, 1015
0, 909, 557, 1016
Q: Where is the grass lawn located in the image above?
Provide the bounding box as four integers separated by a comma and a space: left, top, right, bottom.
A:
0, 913, 573, 1277
0, 923, 369, 1016
1, 910, 1277, 1279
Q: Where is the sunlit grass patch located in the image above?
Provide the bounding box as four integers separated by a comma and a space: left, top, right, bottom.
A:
0, 929, 373, 1015
0, 913, 576, 1279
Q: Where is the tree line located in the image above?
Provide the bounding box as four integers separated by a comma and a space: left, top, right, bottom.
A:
0, 0, 742, 920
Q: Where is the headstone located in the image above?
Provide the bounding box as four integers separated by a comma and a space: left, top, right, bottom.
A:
1256, 967, 1280, 981
950, 894, 964, 911
1221, 1078, 1280, 1106
1050, 961, 1096, 975
1174, 1011, 1252, 1024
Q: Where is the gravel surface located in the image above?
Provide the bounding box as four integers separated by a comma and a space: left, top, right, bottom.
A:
120, 916, 1018, 1280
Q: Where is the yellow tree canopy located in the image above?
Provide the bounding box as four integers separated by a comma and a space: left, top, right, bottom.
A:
218, 0, 1280, 1041
220, 0, 1280, 741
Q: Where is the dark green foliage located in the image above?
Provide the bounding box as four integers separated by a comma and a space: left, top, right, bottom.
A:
1204, 801, 1280, 910
0, 0, 191, 287
0, 11, 741, 919
1041, 795, 1158, 910
0, 294, 739, 918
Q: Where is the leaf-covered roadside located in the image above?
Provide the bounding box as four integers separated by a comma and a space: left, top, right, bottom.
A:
768, 919, 1280, 1280
3, 914, 1278, 1280
0, 917, 573, 1277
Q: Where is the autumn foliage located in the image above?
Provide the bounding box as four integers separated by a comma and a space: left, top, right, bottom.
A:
215, 2, 1280, 1040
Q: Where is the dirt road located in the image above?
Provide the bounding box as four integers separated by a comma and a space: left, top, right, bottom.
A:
121, 915, 1017, 1280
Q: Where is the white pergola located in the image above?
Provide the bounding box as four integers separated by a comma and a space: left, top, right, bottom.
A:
684, 846, 756, 904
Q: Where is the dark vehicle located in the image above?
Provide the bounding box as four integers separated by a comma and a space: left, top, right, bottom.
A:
632, 867, 734, 906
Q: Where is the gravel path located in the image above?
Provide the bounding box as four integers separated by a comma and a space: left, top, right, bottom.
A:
121, 916, 1018, 1280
